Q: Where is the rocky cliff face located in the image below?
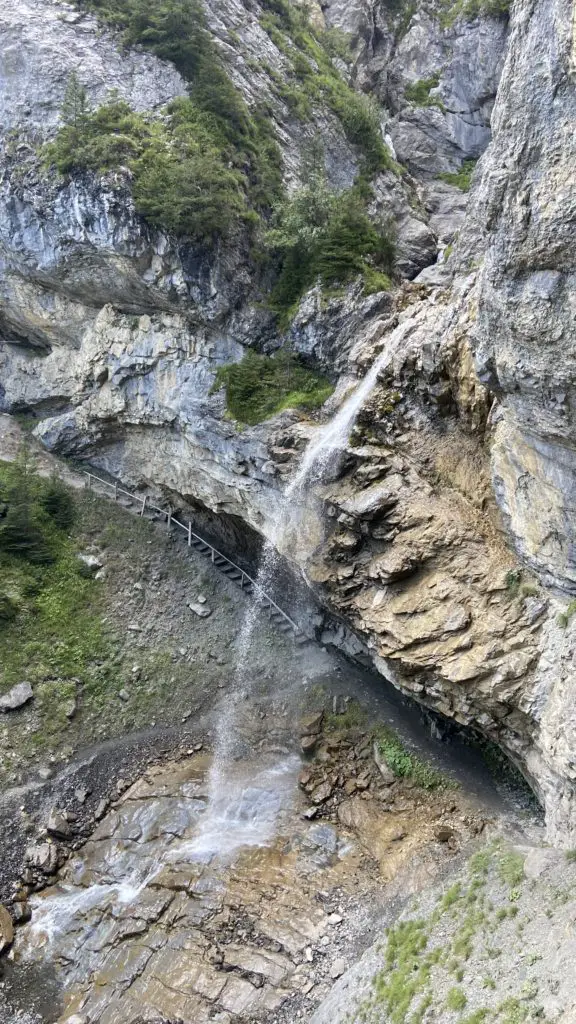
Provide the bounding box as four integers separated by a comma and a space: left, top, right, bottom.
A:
1, 0, 576, 844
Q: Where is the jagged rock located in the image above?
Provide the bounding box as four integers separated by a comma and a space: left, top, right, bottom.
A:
300, 711, 324, 736
24, 842, 58, 874
11, 900, 31, 924
373, 743, 396, 786
434, 824, 456, 843
74, 785, 91, 804
0, 680, 33, 712
0, 905, 14, 953
301, 734, 319, 754
310, 781, 334, 805
47, 807, 71, 837
329, 958, 346, 979
95, 799, 109, 820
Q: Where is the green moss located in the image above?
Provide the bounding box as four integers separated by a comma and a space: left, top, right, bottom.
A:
438, 159, 478, 192
324, 699, 368, 732
374, 725, 452, 789
460, 1012, 489, 1024
211, 348, 333, 425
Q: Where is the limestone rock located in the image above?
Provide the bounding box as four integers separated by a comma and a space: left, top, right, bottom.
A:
0, 681, 33, 712
187, 601, 212, 618
24, 841, 59, 874
0, 905, 14, 953
47, 807, 71, 838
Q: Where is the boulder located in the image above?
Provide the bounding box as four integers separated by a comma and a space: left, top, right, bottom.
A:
373, 742, 396, 786
47, 807, 71, 838
24, 842, 59, 875
11, 901, 31, 925
301, 734, 319, 754
187, 601, 212, 618
77, 553, 103, 573
329, 958, 346, 979
300, 710, 324, 736
0, 681, 33, 712
310, 780, 334, 805
434, 824, 456, 843
0, 905, 14, 953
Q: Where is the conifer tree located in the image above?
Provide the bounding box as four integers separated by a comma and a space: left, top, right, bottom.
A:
61, 72, 89, 127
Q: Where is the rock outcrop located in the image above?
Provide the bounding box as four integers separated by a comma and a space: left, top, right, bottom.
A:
1, 0, 576, 844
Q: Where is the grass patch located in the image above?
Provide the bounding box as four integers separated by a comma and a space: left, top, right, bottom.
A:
446, 987, 467, 1011
438, 159, 478, 192
557, 598, 576, 628
374, 725, 452, 790
211, 348, 333, 425
323, 699, 368, 733
497, 851, 525, 888
439, 0, 510, 27
405, 74, 445, 110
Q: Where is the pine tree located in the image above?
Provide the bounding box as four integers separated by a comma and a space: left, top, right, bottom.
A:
61, 72, 89, 127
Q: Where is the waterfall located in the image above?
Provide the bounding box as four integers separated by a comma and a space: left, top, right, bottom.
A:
193, 337, 398, 856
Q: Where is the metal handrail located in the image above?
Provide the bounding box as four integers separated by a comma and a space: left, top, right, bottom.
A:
83, 471, 302, 635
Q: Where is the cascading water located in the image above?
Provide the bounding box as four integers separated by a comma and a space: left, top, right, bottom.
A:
195, 337, 400, 856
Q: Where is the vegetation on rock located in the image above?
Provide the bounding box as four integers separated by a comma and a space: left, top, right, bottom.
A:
405, 73, 445, 110
375, 724, 450, 789
439, 158, 478, 192
439, 0, 510, 27
211, 348, 334, 425
266, 168, 395, 323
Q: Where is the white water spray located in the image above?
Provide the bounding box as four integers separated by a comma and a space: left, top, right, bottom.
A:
196, 337, 400, 856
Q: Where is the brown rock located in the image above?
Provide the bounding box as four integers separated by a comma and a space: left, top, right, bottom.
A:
11, 901, 31, 925
300, 711, 324, 737
310, 780, 333, 804
434, 824, 456, 843
0, 905, 14, 953
301, 734, 319, 754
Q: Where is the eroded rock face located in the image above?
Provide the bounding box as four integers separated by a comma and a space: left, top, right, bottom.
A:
1, 0, 576, 846
469, 0, 576, 594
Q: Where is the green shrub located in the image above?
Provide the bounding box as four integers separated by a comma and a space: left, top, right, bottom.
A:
438, 159, 478, 192
46, 1, 283, 241
266, 173, 395, 322
375, 726, 450, 789
405, 74, 444, 110
0, 449, 59, 565
440, 0, 510, 27
0, 591, 18, 622
211, 348, 334, 425
40, 475, 76, 531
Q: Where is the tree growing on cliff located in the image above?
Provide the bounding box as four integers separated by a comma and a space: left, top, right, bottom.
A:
61, 72, 90, 128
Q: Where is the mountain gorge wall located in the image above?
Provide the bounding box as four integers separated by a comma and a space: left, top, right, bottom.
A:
1, 0, 576, 844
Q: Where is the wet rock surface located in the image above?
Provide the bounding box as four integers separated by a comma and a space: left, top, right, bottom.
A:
5, 700, 497, 1024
